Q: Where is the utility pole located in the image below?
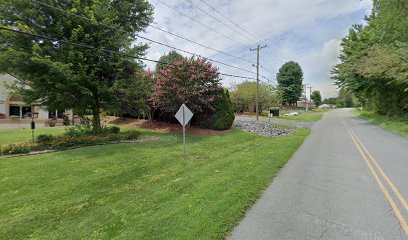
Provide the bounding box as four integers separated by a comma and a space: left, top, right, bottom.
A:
307, 86, 313, 109
304, 84, 308, 112
250, 44, 267, 121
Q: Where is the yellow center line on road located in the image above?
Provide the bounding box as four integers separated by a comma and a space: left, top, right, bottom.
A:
347, 123, 408, 213
341, 119, 408, 236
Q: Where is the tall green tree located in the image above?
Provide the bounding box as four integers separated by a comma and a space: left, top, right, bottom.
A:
310, 90, 322, 107
230, 81, 280, 112
155, 51, 184, 73
276, 61, 303, 106
336, 88, 354, 108
0, 0, 154, 127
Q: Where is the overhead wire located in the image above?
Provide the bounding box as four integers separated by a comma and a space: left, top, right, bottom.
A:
198, 0, 284, 64
149, 24, 254, 64
155, 0, 241, 46
0, 26, 257, 81
29, 0, 258, 76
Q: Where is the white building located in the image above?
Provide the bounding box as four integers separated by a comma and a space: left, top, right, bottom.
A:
0, 74, 73, 128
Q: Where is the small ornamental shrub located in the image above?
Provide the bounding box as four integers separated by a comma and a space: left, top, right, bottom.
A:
108, 126, 121, 134
37, 134, 55, 144
122, 130, 140, 140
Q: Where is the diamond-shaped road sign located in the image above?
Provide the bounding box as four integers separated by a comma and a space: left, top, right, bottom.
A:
175, 104, 193, 127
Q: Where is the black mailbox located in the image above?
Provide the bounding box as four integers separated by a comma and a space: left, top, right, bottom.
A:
269, 108, 280, 117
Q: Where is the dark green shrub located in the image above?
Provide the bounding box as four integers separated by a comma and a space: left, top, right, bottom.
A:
122, 131, 140, 140
211, 89, 235, 130
108, 126, 121, 134
37, 134, 55, 144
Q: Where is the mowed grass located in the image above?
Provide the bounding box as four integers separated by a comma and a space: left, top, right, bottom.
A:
0, 127, 66, 145
352, 109, 408, 138
0, 128, 309, 239
261, 109, 328, 122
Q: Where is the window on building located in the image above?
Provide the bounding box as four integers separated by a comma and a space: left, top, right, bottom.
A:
9, 106, 20, 117
22, 106, 32, 118
48, 109, 65, 119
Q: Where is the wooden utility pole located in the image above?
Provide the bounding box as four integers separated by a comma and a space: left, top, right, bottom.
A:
304, 84, 308, 111
250, 44, 267, 121
307, 86, 313, 110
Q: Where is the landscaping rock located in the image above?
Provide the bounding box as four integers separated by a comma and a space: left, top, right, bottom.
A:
233, 120, 295, 137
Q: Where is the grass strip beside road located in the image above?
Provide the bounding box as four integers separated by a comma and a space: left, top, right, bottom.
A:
277, 113, 323, 122
0, 127, 309, 239
352, 109, 408, 138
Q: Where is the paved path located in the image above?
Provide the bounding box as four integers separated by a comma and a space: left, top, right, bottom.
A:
235, 115, 315, 129
230, 109, 408, 240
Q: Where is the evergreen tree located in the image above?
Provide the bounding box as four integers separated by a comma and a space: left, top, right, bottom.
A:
276, 61, 303, 106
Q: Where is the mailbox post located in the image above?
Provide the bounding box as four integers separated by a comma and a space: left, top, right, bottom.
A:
29, 112, 39, 143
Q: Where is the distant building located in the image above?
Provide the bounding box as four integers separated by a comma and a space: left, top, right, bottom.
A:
0, 74, 73, 124
296, 100, 312, 108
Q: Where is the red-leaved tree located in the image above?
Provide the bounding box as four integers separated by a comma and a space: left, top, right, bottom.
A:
151, 57, 223, 122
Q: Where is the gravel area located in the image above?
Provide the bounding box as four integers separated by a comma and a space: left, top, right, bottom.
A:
234, 120, 296, 137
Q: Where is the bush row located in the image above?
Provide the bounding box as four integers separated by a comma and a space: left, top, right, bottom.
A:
0, 126, 139, 156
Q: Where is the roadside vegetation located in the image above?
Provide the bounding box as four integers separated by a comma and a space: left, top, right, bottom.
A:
352, 109, 408, 138
333, 0, 408, 119
0, 127, 309, 239
0, 125, 140, 156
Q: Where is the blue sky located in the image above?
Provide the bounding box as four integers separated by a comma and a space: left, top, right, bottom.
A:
142, 0, 372, 99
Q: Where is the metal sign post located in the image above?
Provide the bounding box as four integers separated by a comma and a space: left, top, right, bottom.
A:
175, 104, 193, 160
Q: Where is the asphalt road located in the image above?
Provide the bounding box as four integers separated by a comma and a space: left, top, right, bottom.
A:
230, 109, 408, 240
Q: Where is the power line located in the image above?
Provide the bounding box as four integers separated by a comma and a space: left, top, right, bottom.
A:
155, 0, 241, 46
198, 0, 260, 43
0, 26, 257, 81
184, 0, 252, 43
197, 0, 283, 66
32, 0, 255, 64
29, 0, 257, 75
182, 0, 281, 76
149, 25, 254, 64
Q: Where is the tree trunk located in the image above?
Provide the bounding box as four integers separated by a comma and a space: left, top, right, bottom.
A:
93, 94, 101, 129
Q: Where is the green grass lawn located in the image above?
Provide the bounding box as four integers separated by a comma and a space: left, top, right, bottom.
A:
352, 109, 408, 138
0, 127, 66, 146
0, 127, 309, 239
261, 109, 327, 122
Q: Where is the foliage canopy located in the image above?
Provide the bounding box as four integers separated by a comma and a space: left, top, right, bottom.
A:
0, 0, 154, 127
276, 61, 303, 106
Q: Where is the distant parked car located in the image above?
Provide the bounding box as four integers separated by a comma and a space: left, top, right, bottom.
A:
284, 112, 299, 117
